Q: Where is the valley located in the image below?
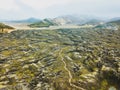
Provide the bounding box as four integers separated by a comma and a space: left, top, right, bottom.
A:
0, 0, 120, 89
0, 25, 120, 90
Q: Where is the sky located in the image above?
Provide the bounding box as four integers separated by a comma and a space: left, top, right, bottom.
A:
0, 0, 120, 20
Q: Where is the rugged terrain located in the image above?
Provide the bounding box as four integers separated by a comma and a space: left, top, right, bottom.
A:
0, 26, 120, 90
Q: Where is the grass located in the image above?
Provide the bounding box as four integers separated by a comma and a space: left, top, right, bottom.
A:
0, 28, 120, 90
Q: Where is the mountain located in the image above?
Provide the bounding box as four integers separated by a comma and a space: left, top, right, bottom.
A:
95, 19, 120, 30
52, 15, 79, 25
28, 18, 57, 28
52, 15, 104, 25
109, 17, 120, 22
83, 19, 104, 25
109, 19, 120, 25
28, 15, 104, 28
9, 17, 41, 23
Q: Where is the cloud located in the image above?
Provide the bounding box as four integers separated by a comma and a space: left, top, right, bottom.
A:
0, 0, 19, 10
0, 0, 120, 19
1, 0, 120, 11
20, 0, 74, 9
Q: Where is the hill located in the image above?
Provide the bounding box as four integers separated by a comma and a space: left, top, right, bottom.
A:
95, 19, 120, 30
28, 19, 57, 28
52, 15, 104, 25
83, 19, 104, 25
0, 23, 14, 33
28, 15, 104, 28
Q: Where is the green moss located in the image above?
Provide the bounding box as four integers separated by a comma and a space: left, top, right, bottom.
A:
100, 80, 108, 90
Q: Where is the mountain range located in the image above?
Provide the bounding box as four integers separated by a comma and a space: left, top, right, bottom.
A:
6, 18, 41, 23
28, 15, 105, 28
1, 15, 120, 29
28, 15, 120, 28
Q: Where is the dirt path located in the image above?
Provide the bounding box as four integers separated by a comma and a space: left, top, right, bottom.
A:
59, 50, 85, 90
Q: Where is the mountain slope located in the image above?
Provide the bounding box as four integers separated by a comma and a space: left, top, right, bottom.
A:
28, 15, 104, 28
83, 19, 104, 25
52, 15, 104, 25
95, 19, 120, 30
28, 19, 57, 28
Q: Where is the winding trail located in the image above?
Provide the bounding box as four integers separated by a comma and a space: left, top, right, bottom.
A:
59, 50, 85, 90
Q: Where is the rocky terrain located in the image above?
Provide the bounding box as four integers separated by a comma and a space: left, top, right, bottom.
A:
0, 25, 120, 90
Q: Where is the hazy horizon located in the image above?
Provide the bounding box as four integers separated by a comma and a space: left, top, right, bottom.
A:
0, 0, 120, 20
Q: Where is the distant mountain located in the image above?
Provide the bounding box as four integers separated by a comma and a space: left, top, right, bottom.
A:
28, 15, 105, 27
52, 15, 105, 25
28, 19, 57, 28
109, 17, 120, 22
52, 15, 79, 25
95, 19, 120, 30
109, 19, 120, 25
9, 18, 41, 23
83, 19, 104, 25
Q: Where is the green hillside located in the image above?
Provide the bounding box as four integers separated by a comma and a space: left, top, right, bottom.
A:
28, 19, 56, 28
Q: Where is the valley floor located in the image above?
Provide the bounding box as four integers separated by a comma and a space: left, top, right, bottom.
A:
0, 28, 120, 90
